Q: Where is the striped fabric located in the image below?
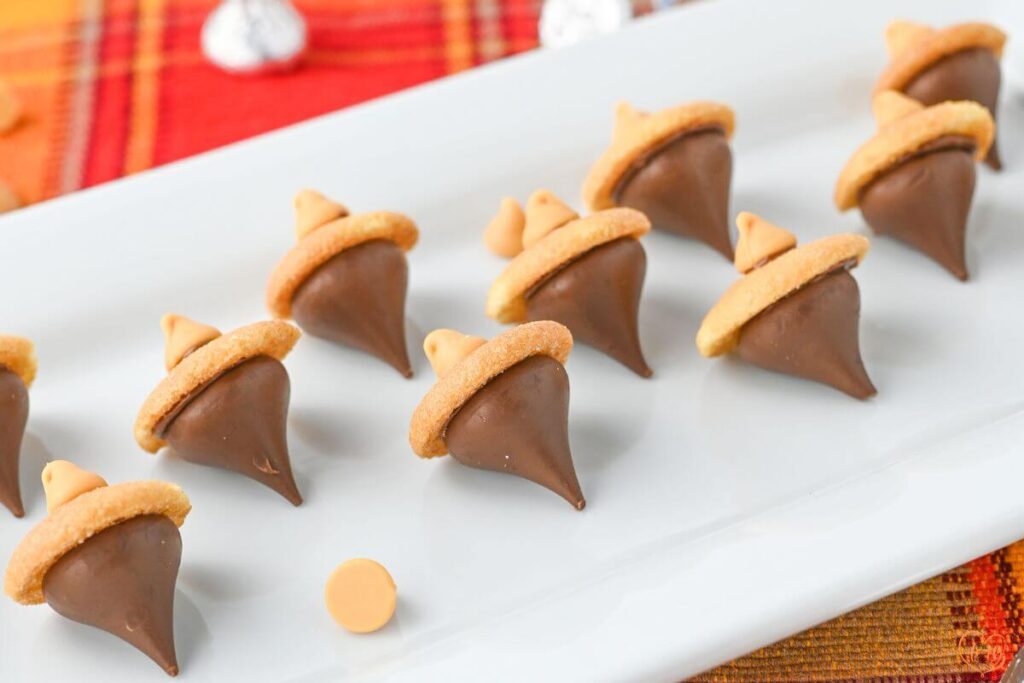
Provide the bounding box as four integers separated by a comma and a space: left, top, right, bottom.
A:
691, 547, 1024, 682
1, 3, 1022, 681
0, 0, 539, 205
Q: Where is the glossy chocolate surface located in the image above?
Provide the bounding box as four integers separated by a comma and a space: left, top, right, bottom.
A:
526, 237, 651, 377
738, 269, 876, 399
446, 355, 584, 509
292, 239, 413, 377
162, 356, 302, 505
43, 515, 182, 676
904, 47, 1002, 169
0, 367, 28, 517
614, 127, 733, 258
859, 136, 976, 280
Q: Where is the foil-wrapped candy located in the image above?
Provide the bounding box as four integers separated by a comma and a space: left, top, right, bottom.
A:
201, 0, 307, 74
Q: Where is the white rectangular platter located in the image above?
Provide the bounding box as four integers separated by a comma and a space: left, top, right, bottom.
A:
2, 0, 1024, 680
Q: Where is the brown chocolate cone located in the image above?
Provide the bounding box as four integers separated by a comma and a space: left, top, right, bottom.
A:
291, 239, 413, 377
859, 138, 976, 280
162, 356, 303, 505
43, 515, 182, 676
614, 127, 733, 259
446, 355, 585, 509
737, 269, 876, 399
525, 237, 652, 377
0, 367, 28, 517
903, 47, 1003, 170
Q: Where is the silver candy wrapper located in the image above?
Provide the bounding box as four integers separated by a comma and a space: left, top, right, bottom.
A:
539, 0, 634, 48
201, 0, 307, 74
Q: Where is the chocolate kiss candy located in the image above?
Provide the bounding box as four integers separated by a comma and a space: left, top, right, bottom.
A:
0, 367, 28, 517
737, 269, 876, 399
446, 355, 585, 509
291, 239, 413, 377
43, 515, 182, 676
859, 136, 976, 280
162, 356, 302, 505
614, 127, 733, 259
904, 47, 1003, 170
525, 237, 651, 377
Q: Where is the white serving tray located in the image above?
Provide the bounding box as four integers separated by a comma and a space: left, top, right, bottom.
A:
2, 0, 1023, 680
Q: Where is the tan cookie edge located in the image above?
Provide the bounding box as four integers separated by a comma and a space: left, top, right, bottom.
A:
486, 208, 650, 324
875, 22, 1007, 93
0, 336, 36, 388
583, 101, 736, 211
134, 321, 301, 453
4, 481, 191, 605
409, 321, 573, 458
696, 234, 870, 357
834, 100, 994, 210
267, 212, 419, 319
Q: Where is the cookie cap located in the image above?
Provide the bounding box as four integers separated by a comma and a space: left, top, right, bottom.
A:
4, 461, 191, 605
486, 190, 650, 324
875, 20, 1007, 94
134, 318, 301, 453
266, 190, 419, 318
409, 321, 573, 458
0, 335, 36, 387
834, 91, 994, 211
697, 216, 870, 357
582, 100, 736, 211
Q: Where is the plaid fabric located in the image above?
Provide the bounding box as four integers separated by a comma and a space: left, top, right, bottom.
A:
1, 2, 1021, 681
0, 0, 539, 204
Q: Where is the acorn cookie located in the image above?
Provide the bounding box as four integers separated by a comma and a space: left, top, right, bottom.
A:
135, 315, 303, 505
267, 190, 418, 377
697, 213, 876, 399
409, 322, 585, 510
835, 91, 994, 281
0, 335, 35, 518
876, 20, 1006, 170
5, 461, 191, 675
583, 100, 736, 258
484, 190, 653, 377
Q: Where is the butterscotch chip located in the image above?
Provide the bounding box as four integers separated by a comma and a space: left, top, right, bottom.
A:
486, 208, 650, 324
522, 190, 578, 249
696, 234, 870, 357
733, 212, 796, 274
42, 461, 107, 513
872, 89, 922, 125
294, 189, 349, 240
583, 100, 736, 212
834, 98, 993, 211
134, 321, 300, 453
161, 314, 222, 370
4, 480, 191, 605
324, 559, 396, 634
266, 211, 418, 319
409, 321, 573, 457
424, 329, 486, 378
875, 21, 1006, 94
483, 197, 526, 257
0, 335, 36, 387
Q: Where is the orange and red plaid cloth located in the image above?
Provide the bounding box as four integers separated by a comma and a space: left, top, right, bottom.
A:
1, 2, 1022, 681
0, 0, 538, 204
